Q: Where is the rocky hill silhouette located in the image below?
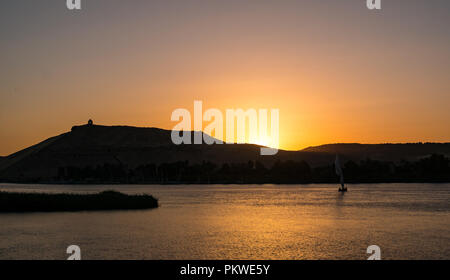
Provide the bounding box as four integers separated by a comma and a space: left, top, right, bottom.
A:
302, 143, 450, 162
0, 122, 449, 183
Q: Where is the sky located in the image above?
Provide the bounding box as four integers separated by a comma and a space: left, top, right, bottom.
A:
1, 0, 449, 156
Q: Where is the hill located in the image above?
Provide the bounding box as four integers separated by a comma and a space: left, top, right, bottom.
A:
301, 143, 450, 162
0, 122, 449, 183
0, 123, 287, 181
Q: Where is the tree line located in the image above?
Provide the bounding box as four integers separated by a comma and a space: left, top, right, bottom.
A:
56, 154, 450, 184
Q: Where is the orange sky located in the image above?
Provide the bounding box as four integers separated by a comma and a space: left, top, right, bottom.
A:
1, 1, 450, 155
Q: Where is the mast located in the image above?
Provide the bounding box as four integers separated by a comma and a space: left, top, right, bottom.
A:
335, 154, 347, 192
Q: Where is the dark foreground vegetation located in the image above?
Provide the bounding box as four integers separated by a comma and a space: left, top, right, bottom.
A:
41, 154, 450, 184
0, 191, 158, 212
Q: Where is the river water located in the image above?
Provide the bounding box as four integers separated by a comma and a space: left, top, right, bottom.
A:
0, 183, 449, 259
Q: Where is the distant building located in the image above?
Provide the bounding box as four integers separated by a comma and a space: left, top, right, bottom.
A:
71, 119, 93, 132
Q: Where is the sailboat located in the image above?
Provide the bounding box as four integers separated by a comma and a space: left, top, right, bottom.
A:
335, 154, 347, 192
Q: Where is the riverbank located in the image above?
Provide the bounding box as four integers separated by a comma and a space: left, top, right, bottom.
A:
0, 190, 158, 212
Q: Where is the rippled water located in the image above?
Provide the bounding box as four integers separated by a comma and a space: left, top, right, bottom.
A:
0, 183, 449, 259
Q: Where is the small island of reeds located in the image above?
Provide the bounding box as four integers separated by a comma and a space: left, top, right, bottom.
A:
0, 190, 158, 212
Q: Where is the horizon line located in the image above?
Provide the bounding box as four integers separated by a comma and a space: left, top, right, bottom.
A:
2, 122, 450, 157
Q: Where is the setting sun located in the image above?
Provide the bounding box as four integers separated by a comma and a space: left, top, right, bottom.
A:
0, 0, 449, 264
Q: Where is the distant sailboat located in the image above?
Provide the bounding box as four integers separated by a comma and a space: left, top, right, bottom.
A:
335, 154, 347, 192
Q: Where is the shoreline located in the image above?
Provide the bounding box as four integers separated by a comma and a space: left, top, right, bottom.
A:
1, 180, 450, 185
0, 190, 158, 212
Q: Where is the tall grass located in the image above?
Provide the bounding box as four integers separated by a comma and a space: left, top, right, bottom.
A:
0, 190, 158, 212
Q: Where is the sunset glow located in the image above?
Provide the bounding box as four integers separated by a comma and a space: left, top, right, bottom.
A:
1, 1, 449, 155
1, 0, 450, 264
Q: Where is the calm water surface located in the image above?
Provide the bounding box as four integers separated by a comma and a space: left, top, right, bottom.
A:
0, 183, 449, 259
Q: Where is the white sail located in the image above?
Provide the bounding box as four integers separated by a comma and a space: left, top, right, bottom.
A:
335, 154, 345, 186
